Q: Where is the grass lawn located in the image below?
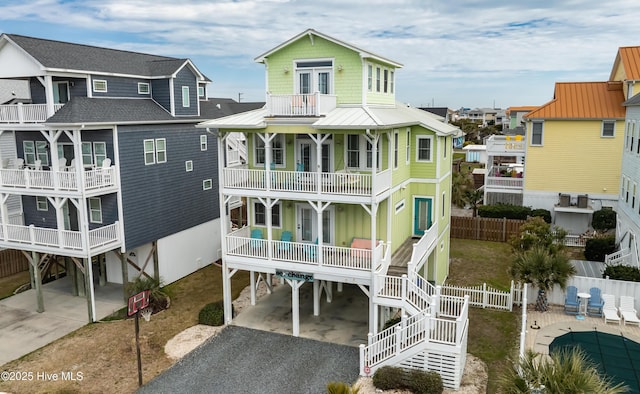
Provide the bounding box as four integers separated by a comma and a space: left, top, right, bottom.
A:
449, 237, 520, 393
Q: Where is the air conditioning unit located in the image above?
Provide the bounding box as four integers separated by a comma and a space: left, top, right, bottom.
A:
577, 194, 588, 209
559, 194, 570, 207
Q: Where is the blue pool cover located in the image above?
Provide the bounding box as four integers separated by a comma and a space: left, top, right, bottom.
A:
549, 330, 640, 392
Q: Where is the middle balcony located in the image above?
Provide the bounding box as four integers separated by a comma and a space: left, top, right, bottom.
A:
0, 165, 117, 195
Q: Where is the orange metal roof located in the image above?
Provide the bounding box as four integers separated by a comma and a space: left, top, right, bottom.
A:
508, 106, 538, 112
525, 81, 625, 119
611, 46, 640, 81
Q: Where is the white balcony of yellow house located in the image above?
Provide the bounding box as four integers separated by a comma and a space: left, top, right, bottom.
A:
0, 103, 64, 124
221, 166, 392, 201
485, 164, 524, 191
0, 221, 122, 258
0, 162, 117, 196
266, 92, 337, 117
485, 134, 525, 155
225, 226, 387, 280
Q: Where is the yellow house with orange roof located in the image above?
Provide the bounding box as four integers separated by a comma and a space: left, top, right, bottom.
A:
523, 81, 625, 234
610, 46, 640, 100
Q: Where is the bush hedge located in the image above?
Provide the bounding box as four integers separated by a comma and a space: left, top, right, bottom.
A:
603, 265, 640, 282
584, 236, 616, 262
198, 301, 228, 326
592, 209, 616, 231
477, 204, 551, 223
372, 366, 443, 394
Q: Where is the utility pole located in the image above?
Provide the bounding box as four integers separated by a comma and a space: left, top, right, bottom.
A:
238, 93, 243, 103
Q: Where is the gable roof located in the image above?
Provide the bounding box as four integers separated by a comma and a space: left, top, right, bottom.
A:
254, 29, 403, 68
610, 46, 640, 81
1, 34, 210, 81
525, 81, 625, 120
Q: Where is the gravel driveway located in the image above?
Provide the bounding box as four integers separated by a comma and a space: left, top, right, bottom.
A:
138, 325, 360, 394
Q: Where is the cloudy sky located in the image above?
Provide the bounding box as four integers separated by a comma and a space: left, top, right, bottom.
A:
1, 0, 640, 109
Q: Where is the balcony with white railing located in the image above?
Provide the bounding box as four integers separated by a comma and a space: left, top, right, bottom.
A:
0, 103, 64, 124
484, 165, 524, 190
221, 167, 391, 198
485, 134, 525, 155
266, 92, 337, 117
225, 226, 385, 273
0, 221, 121, 257
0, 166, 117, 195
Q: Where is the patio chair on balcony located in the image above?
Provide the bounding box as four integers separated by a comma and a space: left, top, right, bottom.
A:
279, 231, 292, 252
602, 294, 621, 325
619, 296, 640, 326
250, 229, 264, 250
564, 285, 579, 315
587, 287, 604, 317
14, 158, 24, 169
305, 238, 318, 259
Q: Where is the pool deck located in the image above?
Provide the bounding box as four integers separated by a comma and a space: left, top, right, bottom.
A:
525, 304, 640, 355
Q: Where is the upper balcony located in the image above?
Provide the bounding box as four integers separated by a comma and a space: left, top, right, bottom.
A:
221, 166, 392, 201
0, 164, 117, 196
0, 103, 65, 124
265, 93, 337, 117
485, 134, 525, 156
484, 164, 524, 190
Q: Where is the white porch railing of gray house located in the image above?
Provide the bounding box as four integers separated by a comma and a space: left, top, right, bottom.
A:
0, 167, 116, 192
0, 103, 64, 123
225, 226, 385, 271
440, 281, 520, 311
266, 93, 337, 117
222, 167, 392, 196
0, 222, 120, 254
485, 135, 525, 153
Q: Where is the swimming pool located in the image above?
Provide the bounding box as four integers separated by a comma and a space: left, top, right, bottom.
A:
549, 330, 640, 392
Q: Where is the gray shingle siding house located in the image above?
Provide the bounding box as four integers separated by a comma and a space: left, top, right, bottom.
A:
0, 33, 263, 322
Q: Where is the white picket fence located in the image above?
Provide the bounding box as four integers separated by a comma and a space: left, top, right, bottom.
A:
441, 280, 522, 311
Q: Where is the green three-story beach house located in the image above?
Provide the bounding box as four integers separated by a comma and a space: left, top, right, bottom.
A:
199, 29, 469, 388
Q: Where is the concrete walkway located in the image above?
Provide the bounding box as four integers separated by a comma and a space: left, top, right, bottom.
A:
0, 277, 124, 365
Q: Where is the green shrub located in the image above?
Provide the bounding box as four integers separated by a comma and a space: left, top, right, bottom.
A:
326, 381, 360, 394
478, 204, 531, 220
592, 209, 616, 231
198, 301, 227, 326
409, 369, 444, 394
373, 366, 443, 394
603, 264, 640, 282
584, 236, 616, 262
530, 208, 552, 223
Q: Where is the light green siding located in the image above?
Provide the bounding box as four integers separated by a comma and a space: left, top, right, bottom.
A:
264, 35, 364, 104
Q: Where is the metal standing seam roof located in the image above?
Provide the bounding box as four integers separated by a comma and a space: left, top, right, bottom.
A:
3, 34, 210, 81
525, 81, 626, 119
611, 46, 640, 81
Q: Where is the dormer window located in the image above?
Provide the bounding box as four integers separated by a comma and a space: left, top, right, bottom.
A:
295, 59, 332, 95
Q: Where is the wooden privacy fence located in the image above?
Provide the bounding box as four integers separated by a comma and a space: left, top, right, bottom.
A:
0, 249, 29, 278
440, 280, 522, 311
450, 216, 526, 242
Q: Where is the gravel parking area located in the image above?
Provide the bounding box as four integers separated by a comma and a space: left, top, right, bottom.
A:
138, 325, 360, 394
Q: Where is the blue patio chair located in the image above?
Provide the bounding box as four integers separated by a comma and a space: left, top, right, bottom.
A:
564, 285, 580, 315
279, 231, 292, 251
587, 287, 604, 317
305, 238, 318, 259
250, 229, 263, 249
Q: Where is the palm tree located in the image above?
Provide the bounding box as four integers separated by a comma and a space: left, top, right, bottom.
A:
500, 349, 627, 393
451, 171, 472, 208
510, 246, 576, 311
463, 188, 483, 217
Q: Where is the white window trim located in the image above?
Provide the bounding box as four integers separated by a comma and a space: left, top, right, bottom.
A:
601, 120, 616, 138
252, 200, 282, 228
185, 160, 193, 172
367, 64, 373, 92
200, 135, 208, 151
93, 79, 107, 93
144, 139, 155, 165
198, 86, 205, 98
395, 199, 405, 214
405, 129, 411, 164
36, 196, 48, 211
182, 86, 190, 107
88, 197, 102, 224
155, 138, 167, 163
93, 141, 107, 167
253, 134, 285, 167
203, 179, 212, 190
138, 82, 150, 94
393, 130, 399, 169
345, 134, 381, 171
415, 135, 434, 162
531, 121, 544, 146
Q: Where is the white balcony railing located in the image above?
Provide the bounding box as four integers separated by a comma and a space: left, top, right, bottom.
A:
266, 93, 337, 117
485, 176, 524, 189
485, 134, 525, 154
225, 227, 384, 271
0, 222, 120, 254
0, 167, 116, 192
0, 103, 64, 124
222, 167, 391, 197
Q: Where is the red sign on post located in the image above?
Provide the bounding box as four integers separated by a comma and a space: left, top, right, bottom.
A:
128, 290, 150, 317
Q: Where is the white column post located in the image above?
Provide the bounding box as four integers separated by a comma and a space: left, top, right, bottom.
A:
313, 279, 320, 316
250, 271, 256, 306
